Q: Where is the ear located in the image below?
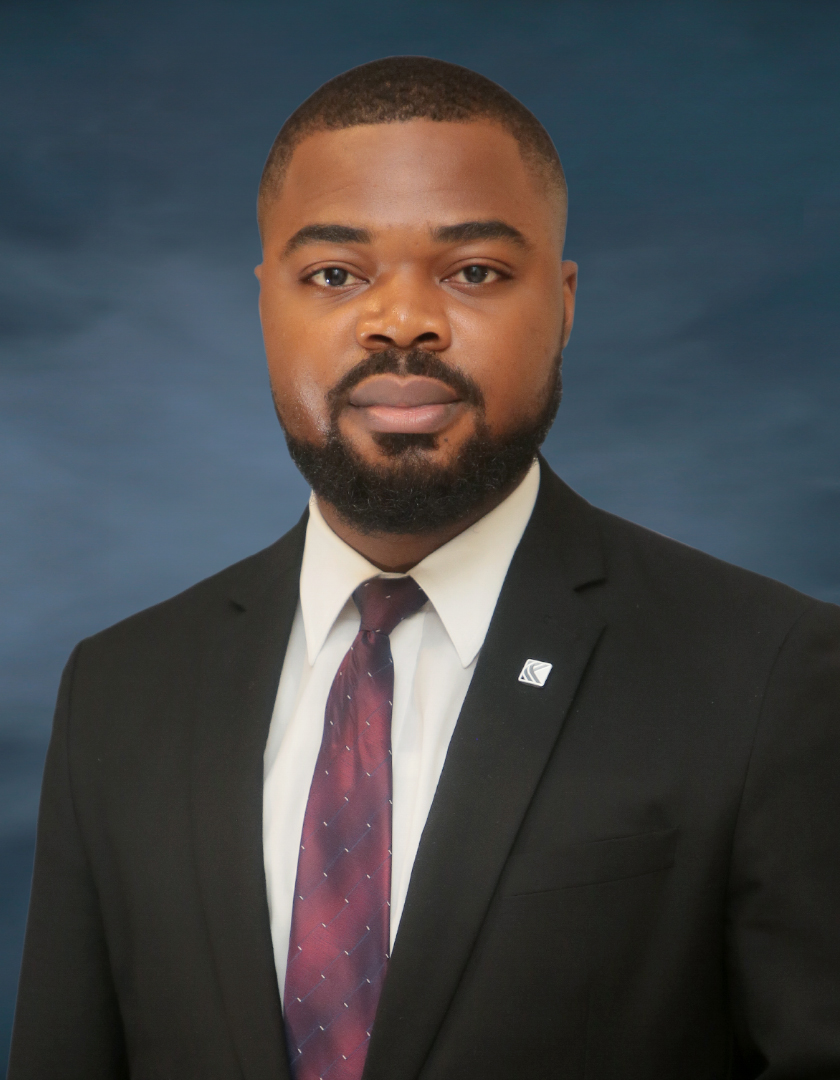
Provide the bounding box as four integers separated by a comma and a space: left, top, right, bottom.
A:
561, 260, 578, 346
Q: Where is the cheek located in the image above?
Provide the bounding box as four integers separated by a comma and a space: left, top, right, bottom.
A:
261, 290, 338, 439
268, 360, 332, 440
296, 374, 331, 437
471, 323, 561, 428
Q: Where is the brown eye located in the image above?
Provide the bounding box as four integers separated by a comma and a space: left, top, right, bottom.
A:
463, 265, 489, 283
319, 267, 350, 286
451, 264, 501, 285
308, 266, 363, 288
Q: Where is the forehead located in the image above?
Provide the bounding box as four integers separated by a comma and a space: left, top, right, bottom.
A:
262, 119, 557, 241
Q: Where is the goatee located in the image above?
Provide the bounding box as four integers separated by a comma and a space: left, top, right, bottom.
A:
280, 347, 562, 535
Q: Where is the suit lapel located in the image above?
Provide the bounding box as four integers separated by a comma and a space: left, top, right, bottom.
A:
364, 462, 607, 1080
190, 517, 307, 1080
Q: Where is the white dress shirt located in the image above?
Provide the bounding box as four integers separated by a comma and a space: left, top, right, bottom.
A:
263, 459, 540, 993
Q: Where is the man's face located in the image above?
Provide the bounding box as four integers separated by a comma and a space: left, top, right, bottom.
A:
257, 118, 576, 457
256, 119, 577, 533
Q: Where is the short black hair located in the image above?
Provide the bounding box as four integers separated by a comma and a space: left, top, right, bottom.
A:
257, 56, 566, 236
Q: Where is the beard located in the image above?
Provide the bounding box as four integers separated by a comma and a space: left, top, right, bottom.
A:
279, 347, 562, 535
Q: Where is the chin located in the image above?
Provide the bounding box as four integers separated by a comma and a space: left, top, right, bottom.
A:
368, 430, 442, 460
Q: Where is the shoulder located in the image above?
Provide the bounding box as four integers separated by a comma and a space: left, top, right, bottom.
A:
552, 485, 840, 733
73, 512, 307, 670
599, 501, 829, 621
537, 462, 839, 648
590, 506, 840, 688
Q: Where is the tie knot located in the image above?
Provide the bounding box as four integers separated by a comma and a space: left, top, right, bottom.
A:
353, 576, 427, 636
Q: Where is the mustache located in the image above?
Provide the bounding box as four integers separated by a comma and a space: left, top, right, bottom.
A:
327, 348, 485, 427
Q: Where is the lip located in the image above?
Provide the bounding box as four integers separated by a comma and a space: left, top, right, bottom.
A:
346, 375, 464, 434
348, 375, 461, 408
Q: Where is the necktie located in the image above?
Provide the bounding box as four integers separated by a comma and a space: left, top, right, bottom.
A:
284, 575, 428, 1080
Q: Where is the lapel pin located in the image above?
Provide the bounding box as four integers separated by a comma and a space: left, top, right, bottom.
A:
518, 659, 553, 687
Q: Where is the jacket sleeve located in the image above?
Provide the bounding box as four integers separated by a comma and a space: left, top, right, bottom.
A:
727, 601, 840, 1077
8, 644, 129, 1079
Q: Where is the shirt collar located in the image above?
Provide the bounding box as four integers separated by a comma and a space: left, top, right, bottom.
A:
299, 459, 541, 668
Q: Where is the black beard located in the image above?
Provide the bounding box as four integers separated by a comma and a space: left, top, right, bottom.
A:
280, 348, 562, 535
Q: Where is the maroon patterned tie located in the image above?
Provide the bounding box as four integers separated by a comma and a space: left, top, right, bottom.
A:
284, 576, 427, 1080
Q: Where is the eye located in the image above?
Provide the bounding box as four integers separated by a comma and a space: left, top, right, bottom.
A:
450, 264, 503, 285
308, 267, 363, 287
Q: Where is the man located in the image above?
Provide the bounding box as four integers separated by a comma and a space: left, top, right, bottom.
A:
9, 56, 840, 1080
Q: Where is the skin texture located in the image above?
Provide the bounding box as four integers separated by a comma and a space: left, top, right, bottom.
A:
256, 119, 577, 570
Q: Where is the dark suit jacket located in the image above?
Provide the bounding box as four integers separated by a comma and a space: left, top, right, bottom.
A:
9, 459, 840, 1079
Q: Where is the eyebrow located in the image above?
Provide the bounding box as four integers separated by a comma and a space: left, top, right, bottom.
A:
431, 219, 529, 248
283, 223, 372, 255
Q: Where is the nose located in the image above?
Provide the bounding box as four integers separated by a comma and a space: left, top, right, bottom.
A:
355, 270, 452, 352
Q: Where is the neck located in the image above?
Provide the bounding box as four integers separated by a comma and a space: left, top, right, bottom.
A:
316, 482, 522, 573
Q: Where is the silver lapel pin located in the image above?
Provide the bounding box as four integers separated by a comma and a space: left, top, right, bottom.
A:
518, 659, 553, 687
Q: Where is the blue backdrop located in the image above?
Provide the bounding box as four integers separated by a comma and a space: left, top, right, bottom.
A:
2, 0, 839, 1068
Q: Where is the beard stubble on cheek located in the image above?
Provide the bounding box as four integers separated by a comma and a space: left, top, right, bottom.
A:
277, 345, 563, 535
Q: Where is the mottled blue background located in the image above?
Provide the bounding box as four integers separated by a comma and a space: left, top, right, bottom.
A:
2, 0, 839, 1067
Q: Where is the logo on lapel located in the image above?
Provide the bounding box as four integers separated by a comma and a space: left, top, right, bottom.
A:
518, 659, 553, 687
